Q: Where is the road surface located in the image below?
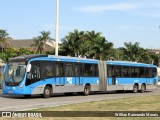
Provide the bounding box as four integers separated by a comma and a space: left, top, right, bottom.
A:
0, 88, 159, 111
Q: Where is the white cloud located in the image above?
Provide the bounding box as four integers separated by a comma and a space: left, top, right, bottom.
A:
76, 3, 138, 13
135, 11, 160, 18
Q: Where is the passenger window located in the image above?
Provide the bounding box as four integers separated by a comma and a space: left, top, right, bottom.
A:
131, 67, 138, 77
151, 68, 157, 78
93, 64, 98, 77
122, 66, 130, 77
84, 64, 93, 76
65, 63, 74, 77
139, 67, 145, 78
115, 66, 122, 77
107, 65, 112, 77
55, 62, 64, 77
41, 61, 54, 79
75, 64, 82, 76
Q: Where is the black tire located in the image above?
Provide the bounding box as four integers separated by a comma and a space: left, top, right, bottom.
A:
141, 84, 145, 93
116, 90, 125, 93
133, 84, 138, 93
65, 93, 73, 96
83, 85, 90, 96
43, 86, 51, 98
24, 95, 31, 98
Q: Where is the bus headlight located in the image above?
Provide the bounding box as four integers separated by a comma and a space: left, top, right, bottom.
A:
19, 82, 24, 89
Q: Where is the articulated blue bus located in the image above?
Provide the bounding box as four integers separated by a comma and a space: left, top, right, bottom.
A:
2, 55, 158, 98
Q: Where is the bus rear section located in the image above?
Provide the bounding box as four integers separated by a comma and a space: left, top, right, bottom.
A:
104, 61, 158, 93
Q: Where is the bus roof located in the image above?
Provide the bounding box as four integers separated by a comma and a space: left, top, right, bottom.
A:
8, 54, 157, 67
107, 61, 156, 67
8, 54, 99, 63
8, 54, 48, 62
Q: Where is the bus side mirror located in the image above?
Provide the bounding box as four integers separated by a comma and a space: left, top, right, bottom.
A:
26, 64, 31, 72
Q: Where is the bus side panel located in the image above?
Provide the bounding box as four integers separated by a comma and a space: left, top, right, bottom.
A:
82, 77, 99, 84
107, 77, 117, 85
116, 78, 147, 85
30, 78, 55, 94
82, 77, 99, 91
55, 77, 65, 85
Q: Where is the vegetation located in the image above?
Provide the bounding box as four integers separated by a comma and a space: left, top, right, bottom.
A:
0, 48, 34, 63
31, 31, 52, 54
0, 28, 160, 66
60, 29, 159, 65
61, 29, 114, 60
0, 29, 12, 51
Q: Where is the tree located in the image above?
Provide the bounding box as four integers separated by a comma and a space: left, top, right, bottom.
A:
0, 48, 34, 63
61, 29, 85, 56
83, 30, 114, 60
0, 29, 12, 51
122, 42, 141, 61
61, 29, 114, 60
31, 31, 51, 54
0, 48, 17, 62
31, 36, 44, 54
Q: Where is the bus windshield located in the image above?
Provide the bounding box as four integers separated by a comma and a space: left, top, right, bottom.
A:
4, 62, 26, 85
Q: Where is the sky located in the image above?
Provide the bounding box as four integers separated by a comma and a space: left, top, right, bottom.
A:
0, 0, 160, 49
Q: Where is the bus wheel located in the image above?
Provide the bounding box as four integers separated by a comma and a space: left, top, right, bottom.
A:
24, 95, 31, 98
65, 93, 73, 96
43, 86, 51, 98
141, 84, 145, 93
133, 84, 138, 93
84, 85, 90, 96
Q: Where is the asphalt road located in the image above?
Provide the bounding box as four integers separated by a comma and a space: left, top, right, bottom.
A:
0, 87, 160, 111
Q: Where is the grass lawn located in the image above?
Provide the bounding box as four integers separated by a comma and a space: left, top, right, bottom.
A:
31, 95, 160, 120
32, 95, 160, 111
1, 95, 160, 120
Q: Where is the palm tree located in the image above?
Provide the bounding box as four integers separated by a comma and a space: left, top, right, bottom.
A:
61, 30, 114, 60
61, 29, 85, 57
31, 36, 44, 54
123, 42, 140, 61
83, 30, 114, 60
0, 29, 12, 51
31, 31, 51, 54
40, 31, 51, 51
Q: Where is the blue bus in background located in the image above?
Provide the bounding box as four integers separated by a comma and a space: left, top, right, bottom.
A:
2, 55, 158, 98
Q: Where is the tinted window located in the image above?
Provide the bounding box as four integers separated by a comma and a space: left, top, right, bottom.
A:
107, 65, 112, 77
151, 68, 157, 78
55, 62, 64, 77
131, 67, 139, 77
65, 63, 74, 77
144, 68, 149, 78
75, 64, 82, 76
115, 66, 122, 77
139, 67, 145, 78
93, 64, 98, 77
41, 61, 54, 79
122, 66, 130, 77
84, 64, 93, 76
